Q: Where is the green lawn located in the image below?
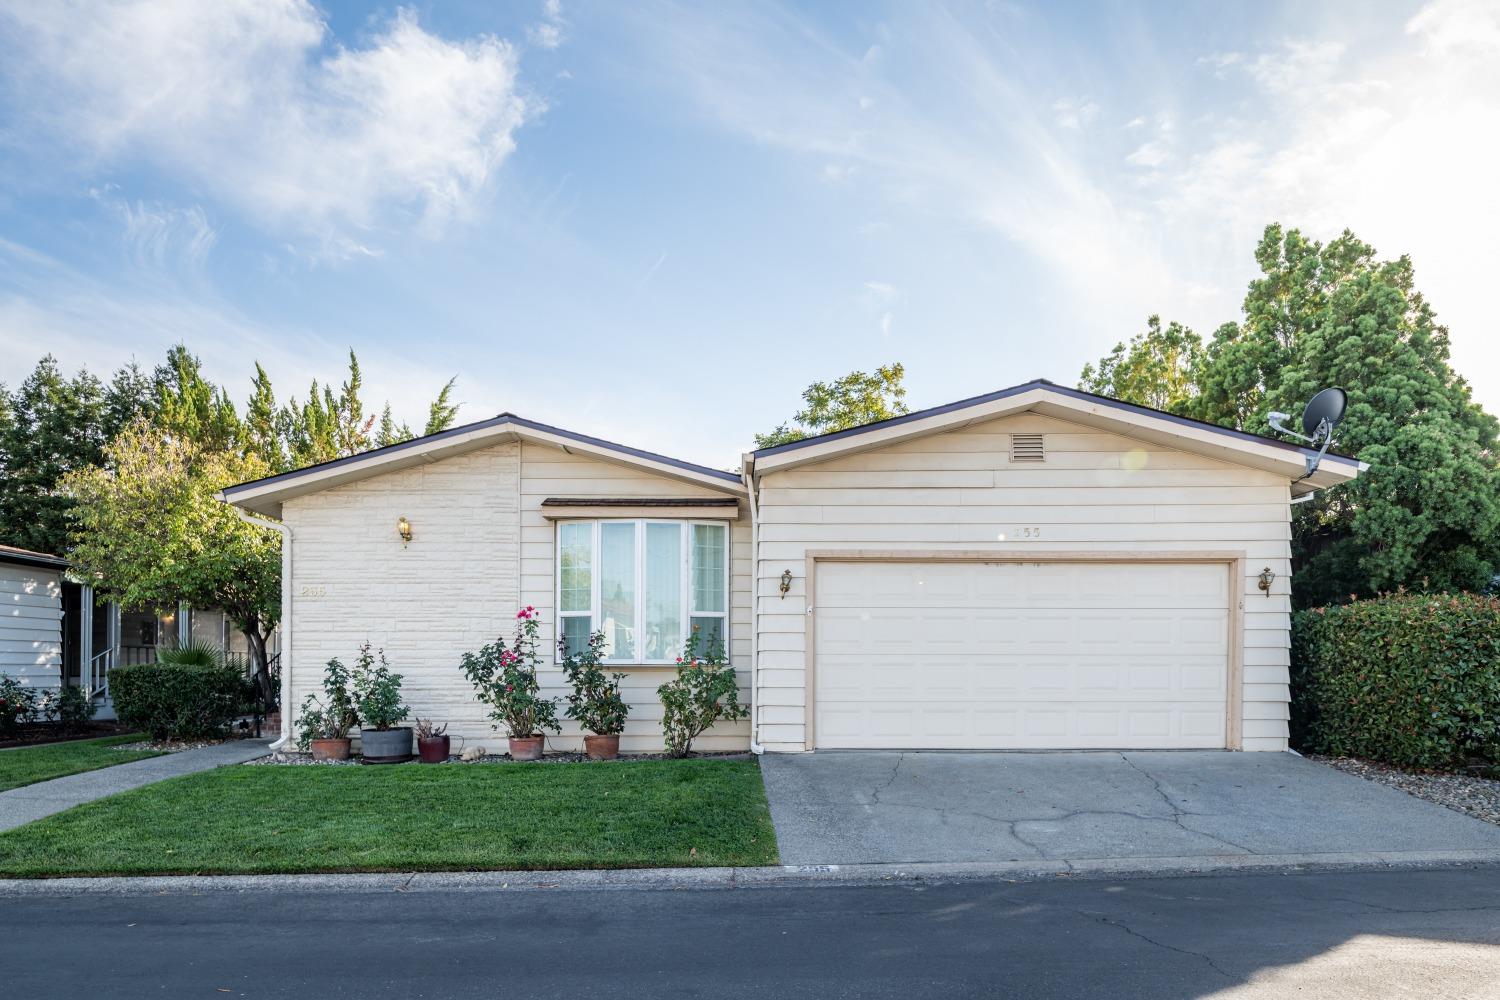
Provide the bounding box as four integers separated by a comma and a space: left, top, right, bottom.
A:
0, 734, 163, 792
0, 759, 780, 877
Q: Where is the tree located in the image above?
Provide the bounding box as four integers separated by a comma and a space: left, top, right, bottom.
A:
154, 345, 242, 453
425, 377, 460, 436
244, 363, 284, 471
755, 362, 909, 449
1078, 224, 1500, 607
1079, 316, 1204, 413
0, 357, 108, 554
62, 420, 281, 707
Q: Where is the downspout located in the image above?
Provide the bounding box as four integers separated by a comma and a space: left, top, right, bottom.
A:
743, 453, 764, 755
229, 503, 293, 751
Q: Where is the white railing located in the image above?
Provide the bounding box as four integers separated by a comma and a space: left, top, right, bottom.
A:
88, 647, 116, 700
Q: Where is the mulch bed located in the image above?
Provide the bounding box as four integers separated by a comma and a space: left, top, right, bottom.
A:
1311, 754, 1500, 826
249, 750, 753, 767
0, 721, 133, 750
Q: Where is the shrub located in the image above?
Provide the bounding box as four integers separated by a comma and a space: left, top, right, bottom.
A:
0, 676, 39, 738
295, 657, 360, 749
460, 606, 560, 738
1292, 592, 1500, 769
560, 628, 629, 736
156, 639, 227, 668
351, 643, 408, 731
53, 686, 97, 732
110, 661, 245, 741
658, 630, 747, 757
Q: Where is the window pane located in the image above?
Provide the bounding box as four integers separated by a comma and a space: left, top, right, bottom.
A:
690, 616, 725, 655
691, 523, 727, 613
599, 522, 636, 661
643, 523, 682, 660
559, 523, 592, 614
561, 616, 592, 659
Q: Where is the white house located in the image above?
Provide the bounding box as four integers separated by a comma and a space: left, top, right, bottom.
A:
219, 380, 1364, 755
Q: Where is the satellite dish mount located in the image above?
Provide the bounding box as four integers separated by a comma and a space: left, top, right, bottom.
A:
1267, 387, 1347, 480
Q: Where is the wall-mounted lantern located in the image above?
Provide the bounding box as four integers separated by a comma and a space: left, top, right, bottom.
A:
779, 569, 793, 599
397, 516, 413, 547
1257, 566, 1275, 597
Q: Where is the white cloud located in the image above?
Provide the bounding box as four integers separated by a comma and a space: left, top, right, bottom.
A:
1052, 96, 1099, 130
0, 1, 533, 257
1124, 116, 1146, 128
822, 163, 857, 182
528, 0, 567, 50
90, 190, 220, 271
1125, 141, 1171, 167
863, 280, 899, 302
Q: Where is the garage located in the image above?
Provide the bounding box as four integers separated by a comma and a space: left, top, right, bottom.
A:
812, 558, 1234, 750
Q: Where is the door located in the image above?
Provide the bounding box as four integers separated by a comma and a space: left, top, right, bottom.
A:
813, 560, 1230, 749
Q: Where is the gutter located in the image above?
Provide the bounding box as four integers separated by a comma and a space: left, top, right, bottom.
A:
743, 453, 763, 755
227, 501, 294, 752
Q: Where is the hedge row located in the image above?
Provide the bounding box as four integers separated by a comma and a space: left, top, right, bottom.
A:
1291, 593, 1500, 769
110, 662, 247, 741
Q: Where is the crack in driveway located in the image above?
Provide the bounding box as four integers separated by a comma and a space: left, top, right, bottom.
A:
1119, 753, 1258, 856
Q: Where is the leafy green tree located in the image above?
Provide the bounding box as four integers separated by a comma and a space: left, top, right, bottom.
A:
0, 357, 108, 554
1079, 224, 1500, 606
1080, 316, 1204, 413
154, 345, 242, 452
244, 363, 284, 471
62, 420, 281, 706
755, 362, 909, 449
425, 377, 460, 436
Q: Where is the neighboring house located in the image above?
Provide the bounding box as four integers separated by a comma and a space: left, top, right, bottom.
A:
219, 379, 1364, 755
0, 543, 274, 720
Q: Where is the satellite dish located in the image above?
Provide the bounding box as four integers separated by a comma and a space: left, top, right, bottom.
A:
1267, 386, 1348, 484
1302, 387, 1347, 439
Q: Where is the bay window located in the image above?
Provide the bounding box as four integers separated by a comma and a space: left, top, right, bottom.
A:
557, 520, 729, 663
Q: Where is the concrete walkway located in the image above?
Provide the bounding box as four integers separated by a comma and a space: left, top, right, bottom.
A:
0, 739, 272, 832
761, 750, 1500, 866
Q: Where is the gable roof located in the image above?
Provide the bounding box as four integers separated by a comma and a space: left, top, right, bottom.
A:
749, 379, 1366, 495
220, 413, 745, 519
0, 543, 68, 570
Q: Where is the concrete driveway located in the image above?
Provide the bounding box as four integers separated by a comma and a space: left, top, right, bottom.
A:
760, 750, 1500, 866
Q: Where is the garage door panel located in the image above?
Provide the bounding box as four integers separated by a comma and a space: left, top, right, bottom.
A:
815, 560, 1230, 749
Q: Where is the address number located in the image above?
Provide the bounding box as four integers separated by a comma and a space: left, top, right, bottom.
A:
1016, 527, 1042, 539
299, 585, 327, 598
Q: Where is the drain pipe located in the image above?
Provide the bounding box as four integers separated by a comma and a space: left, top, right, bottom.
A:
228, 503, 293, 751
744, 454, 764, 755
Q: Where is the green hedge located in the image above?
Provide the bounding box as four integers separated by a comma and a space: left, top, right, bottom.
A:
1291, 593, 1500, 769
110, 662, 246, 741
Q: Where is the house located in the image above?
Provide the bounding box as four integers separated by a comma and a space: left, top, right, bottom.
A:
218, 379, 1364, 754
0, 543, 273, 720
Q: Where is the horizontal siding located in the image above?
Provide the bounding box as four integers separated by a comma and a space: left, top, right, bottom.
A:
0, 564, 62, 688
754, 411, 1294, 753
284, 439, 751, 755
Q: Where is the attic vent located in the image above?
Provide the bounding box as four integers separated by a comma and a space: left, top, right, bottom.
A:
1010, 433, 1046, 462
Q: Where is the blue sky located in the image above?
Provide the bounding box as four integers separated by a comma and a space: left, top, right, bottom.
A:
1, 0, 1496, 468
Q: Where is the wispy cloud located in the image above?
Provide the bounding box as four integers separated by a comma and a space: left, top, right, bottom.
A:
528, 0, 567, 50
0, 1, 534, 259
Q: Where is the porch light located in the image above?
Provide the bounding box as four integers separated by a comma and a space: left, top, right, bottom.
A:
1258, 566, 1275, 596
397, 516, 412, 547
779, 569, 793, 599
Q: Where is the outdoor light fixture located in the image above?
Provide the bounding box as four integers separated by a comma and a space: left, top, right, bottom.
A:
779, 569, 793, 599
1258, 566, 1275, 596
397, 516, 412, 547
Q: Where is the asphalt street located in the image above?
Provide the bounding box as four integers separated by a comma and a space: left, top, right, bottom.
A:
6, 866, 1500, 999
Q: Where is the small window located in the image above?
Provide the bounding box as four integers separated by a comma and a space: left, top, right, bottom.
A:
1010, 432, 1045, 462
557, 520, 729, 663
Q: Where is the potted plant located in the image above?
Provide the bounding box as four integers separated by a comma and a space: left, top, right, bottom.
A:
415, 718, 450, 763
459, 606, 560, 760
295, 657, 359, 760
351, 643, 411, 763
561, 628, 629, 760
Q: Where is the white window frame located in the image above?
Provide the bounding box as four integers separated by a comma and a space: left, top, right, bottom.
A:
555, 519, 730, 665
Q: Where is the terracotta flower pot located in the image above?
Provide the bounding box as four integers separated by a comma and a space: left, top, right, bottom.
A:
417, 734, 450, 763
310, 737, 351, 761
509, 735, 545, 761
584, 734, 620, 761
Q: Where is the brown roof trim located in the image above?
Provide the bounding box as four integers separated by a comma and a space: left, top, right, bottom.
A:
541, 497, 739, 508
0, 543, 68, 569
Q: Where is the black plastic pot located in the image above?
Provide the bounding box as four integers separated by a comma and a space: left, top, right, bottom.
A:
360, 727, 413, 763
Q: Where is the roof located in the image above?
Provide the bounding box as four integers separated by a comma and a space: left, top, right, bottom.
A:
749, 379, 1366, 495
220, 412, 745, 518
0, 544, 68, 570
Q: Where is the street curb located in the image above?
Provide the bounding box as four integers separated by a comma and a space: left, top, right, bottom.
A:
5, 849, 1500, 896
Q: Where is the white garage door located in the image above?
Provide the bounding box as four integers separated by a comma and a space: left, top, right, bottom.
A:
814, 560, 1229, 750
